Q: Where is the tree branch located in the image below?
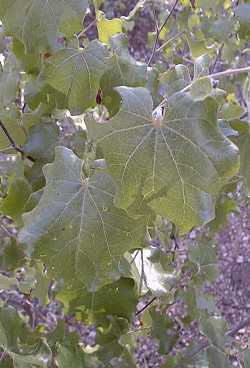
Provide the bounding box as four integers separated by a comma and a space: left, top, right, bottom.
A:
157, 65, 250, 110
147, 0, 179, 67
210, 42, 224, 73
176, 316, 250, 367
0, 120, 35, 162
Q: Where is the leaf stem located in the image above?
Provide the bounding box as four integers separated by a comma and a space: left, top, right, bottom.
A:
0, 119, 35, 162
147, 0, 179, 67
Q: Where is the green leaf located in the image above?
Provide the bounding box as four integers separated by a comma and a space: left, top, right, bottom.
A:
243, 349, 250, 367
190, 77, 213, 101
0, 306, 51, 367
87, 87, 239, 233
208, 197, 238, 232
0, 106, 25, 151
0, 159, 32, 223
160, 65, 191, 97
235, 3, 250, 41
0, 0, 88, 53
55, 345, 84, 368
189, 240, 218, 284
219, 101, 245, 121
23, 122, 60, 163
0, 274, 18, 290
100, 34, 148, 115
44, 40, 110, 114
230, 120, 250, 196
200, 316, 228, 349
206, 347, 231, 368
194, 54, 210, 78
150, 308, 178, 354
19, 147, 144, 290
0, 238, 25, 272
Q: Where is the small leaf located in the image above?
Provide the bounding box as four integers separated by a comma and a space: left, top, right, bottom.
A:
200, 316, 228, 349
97, 11, 123, 44
160, 65, 191, 97
0, 274, 18, 291
23, 122, 60, 163
0, 159, 32, 223
190, 77, 213, 101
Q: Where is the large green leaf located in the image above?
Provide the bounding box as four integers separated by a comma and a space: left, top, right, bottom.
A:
44, 40, 110, 114
87, 87, 239, 233
0, 0, 88, 53
18, 146, 144, 290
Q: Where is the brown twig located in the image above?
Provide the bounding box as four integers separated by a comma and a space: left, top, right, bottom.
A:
0, 119, 35, 162
147, 0, 179, 67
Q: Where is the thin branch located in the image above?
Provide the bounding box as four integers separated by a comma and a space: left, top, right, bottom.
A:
157, 65, 250, 110
147, 0, 179, 67
179, 65, 250, 93
156, 31, 184, 53
0, 120, 35, 162
210, 43, 224, 73
176, 316, 250, 367
135, 297, 157, 316
77, 18, 97, 39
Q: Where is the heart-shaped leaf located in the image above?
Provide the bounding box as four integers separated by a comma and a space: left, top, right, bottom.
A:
19, 147, 144, 290
87, 87, 239, 232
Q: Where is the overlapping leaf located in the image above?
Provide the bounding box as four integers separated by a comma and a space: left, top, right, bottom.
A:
44, 40, 110, 114
0, 0, 88, 53
100, 34, 148, 115
0, 307, 51, 368
87, 86, 239, 232
19, 147, 144, 290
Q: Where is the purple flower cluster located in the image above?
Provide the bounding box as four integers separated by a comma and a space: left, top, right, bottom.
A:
0, 289, 96, 347
134, 336, 165, 368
